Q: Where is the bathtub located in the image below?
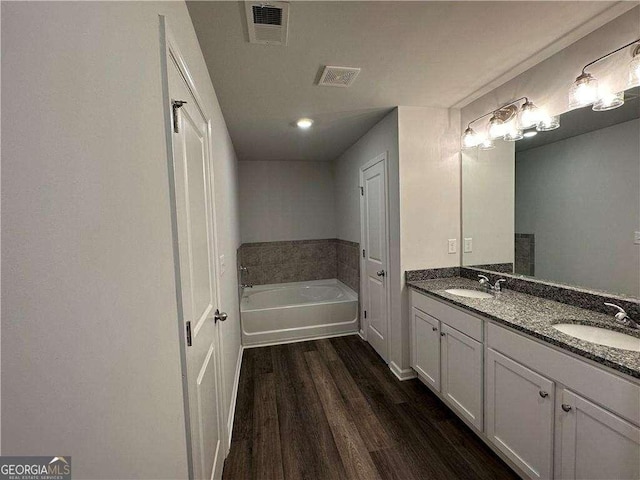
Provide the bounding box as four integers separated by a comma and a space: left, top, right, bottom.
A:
240, 279, 359, 346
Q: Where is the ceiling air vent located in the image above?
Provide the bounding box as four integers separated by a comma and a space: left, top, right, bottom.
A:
318, 66, 361, 88
245, 2, 289, 46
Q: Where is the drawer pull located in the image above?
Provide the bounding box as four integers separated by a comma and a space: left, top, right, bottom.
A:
561, 404, 572, 412
539, 391, 549, 398
432, 326, 438, 332
440, 332, 446, 337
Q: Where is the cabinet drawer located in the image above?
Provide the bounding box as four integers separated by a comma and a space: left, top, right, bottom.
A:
410, 290, 483, 341
487, 323, 640, 426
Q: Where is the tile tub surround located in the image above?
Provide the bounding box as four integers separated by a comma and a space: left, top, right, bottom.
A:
407, 276, 640, 378
336, 239, 360, 292
238, 239, 360, 289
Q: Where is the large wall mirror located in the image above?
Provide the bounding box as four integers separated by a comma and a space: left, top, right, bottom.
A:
462, 87, 640, 298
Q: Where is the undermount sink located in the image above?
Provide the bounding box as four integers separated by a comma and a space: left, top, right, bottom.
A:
444, 288, 494, 299
553, 323, 640, 352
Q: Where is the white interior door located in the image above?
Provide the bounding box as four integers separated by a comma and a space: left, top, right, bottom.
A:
360, 154, 389, 362
166, 39, 225, 480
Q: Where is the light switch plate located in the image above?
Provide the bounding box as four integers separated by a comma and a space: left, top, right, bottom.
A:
464, 238, 473, 253
635, 231, 640, 245
448, 239, 457, 254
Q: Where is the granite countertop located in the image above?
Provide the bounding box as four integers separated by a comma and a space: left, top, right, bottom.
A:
407, 277, 640, 379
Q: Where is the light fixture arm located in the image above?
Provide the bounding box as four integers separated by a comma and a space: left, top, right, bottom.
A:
466, 96, 529, 128
580, 38, 640, 75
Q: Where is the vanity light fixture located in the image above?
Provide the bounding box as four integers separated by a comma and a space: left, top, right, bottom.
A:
523, 129, 538, 138
503, 121, 523, 142
593, 90, 625, 111
517, 99, 541, 129
478, 136, 495, 150
461, 99, 543, 150
569, 38, 640, 110
629, 44, 640, 88
296, 118, 314, 129
461, 126, 480, 149
536, 114, 560, 132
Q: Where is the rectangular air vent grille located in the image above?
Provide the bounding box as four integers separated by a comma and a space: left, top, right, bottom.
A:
252, 5, 282, 25
245, 2, 289, 46
318, 66, 361, 87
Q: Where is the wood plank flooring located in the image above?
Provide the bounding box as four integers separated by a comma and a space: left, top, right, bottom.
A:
223, 335, 520, 480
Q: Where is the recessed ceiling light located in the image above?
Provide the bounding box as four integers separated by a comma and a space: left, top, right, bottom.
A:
523, 130, 538, 138
296, 118, 313, 129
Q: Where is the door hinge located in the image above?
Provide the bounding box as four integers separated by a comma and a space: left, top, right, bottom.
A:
362, 249, 365, 258
186, 321, 192, 347
364, 310, 367, 319
359, 186, 364, 196
172, 100, 187, 133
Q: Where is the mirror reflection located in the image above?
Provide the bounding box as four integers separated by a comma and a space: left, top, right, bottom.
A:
462, 87, 640, 298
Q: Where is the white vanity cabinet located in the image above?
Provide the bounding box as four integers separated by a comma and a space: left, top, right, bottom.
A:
556, 389, 640, 480
409, 287, 640, 480
410, 290, 484, 430
485, 348, 555, 479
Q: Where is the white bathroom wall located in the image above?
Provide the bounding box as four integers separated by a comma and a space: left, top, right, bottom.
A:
461, 7, 640, 125
516, 119, 640, 297
462, 140, 515, 266
333, 107, 461, 375
333, 108, 401, 359
1, 2, 241, 478
238, 161, 336, 243
397, 106, 461, 372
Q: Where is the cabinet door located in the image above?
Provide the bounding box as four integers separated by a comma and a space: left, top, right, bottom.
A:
411, 307, 440, 391
441, 323, 483, 430
486, 348, 555, 479
557, 389, 640, 480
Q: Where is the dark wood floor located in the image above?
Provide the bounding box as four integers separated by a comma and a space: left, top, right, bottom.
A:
223, 334, 520, 480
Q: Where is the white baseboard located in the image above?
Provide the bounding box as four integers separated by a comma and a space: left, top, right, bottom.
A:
389, 361, 417, 381
226, 344, 243, 451
357, 329, 366, 340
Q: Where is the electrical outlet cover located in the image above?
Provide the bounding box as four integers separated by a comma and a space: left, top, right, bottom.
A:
448, 239, 457, 254
464, 238, 473, 253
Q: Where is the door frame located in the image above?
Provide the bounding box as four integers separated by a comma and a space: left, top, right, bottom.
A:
358, 152, 391, 362
159, 16, 227, 478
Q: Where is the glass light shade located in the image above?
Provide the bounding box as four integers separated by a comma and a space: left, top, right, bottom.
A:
568, 73, 598, 109
478, 137, 495, 150
523, 130, 537, 138
503, 121, 523, 141
628, 54, 640, 88
536, 115, 560, 131
461, 127, 480, 149
593, 90, 624, 111
517, 101, 540, 129
488, 116, 505, 139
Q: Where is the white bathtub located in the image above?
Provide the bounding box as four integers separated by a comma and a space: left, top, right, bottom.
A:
240, 279, 359, 346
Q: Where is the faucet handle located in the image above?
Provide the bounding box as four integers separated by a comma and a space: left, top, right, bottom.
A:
478, 275, 490, 283
494, 279, 507, 291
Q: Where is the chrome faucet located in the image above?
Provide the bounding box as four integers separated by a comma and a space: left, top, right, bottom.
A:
478, 275, 506, 292
240, 284, 253, 289
604, 303, 639, 329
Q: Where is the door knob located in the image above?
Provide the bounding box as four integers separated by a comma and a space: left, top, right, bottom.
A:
561, 404, 572, 412
214, 309, 228, 323
539, 391, 549, 398
432, 326, 438, 332
376, 270, 386, 277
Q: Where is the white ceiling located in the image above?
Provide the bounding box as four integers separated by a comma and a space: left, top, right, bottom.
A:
187, 1, 622, 162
